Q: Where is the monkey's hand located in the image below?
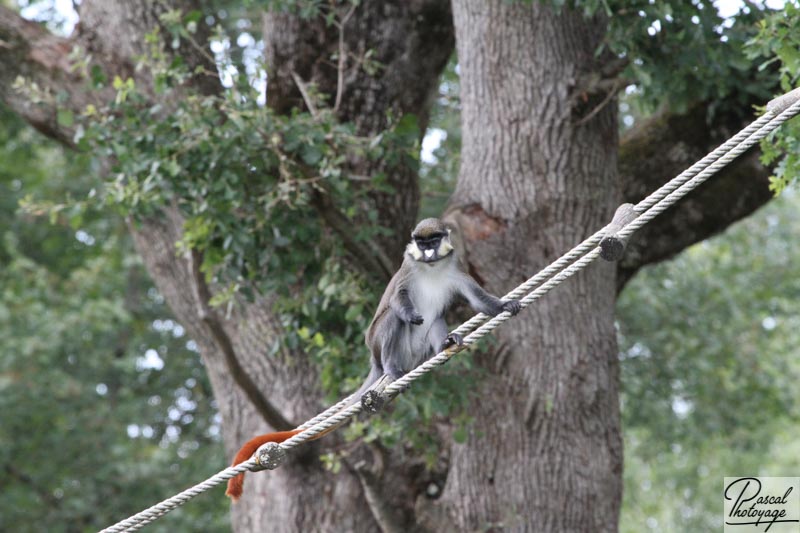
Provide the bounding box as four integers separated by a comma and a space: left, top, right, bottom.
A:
440, 333, 464, 351
407, 312, 424, 325
502, 300, 521, 316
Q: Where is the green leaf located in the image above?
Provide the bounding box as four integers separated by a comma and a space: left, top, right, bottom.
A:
57, 109, 74, 128
394, 113, 419, 140
301, 144, 323, 166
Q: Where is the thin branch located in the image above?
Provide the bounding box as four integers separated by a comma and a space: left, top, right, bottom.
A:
4, 464, 60, 508
333, 2, 358, 113
290, 70, 318, 118
154, 0, 218, 69
310, 190, 395, 281
186, 249, 294, 430
600, 56, 629, 79
576, 77, 625, 126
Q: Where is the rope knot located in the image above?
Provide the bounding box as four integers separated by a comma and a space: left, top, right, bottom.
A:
361, 390, 385, 413
255, 442, 287, 470
600, 203, 638, 261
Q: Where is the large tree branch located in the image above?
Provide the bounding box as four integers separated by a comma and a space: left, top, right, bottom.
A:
187, 249, 294, 431
351, 461, 407, 533
0, 6, 107, 144
617, 100, 773, 290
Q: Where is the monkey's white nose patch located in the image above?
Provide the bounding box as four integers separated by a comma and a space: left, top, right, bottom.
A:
425, 249, 434, 258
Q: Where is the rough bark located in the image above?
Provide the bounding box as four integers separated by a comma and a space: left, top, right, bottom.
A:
440, 2, 622, 531
0, 6, 107, 144
263, 0, 455, 260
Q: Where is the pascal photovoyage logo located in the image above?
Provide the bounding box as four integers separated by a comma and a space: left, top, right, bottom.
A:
724, 477, 800, 532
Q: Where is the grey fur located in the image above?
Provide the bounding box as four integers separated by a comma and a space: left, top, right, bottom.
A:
355, 219, 520, 398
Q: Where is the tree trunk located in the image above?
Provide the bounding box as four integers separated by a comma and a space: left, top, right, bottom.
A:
442, 2, 622, 531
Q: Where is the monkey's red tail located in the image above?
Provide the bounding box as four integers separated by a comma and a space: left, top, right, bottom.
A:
225, 429, 302, 501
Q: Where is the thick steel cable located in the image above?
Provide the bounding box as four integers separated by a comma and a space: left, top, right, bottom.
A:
100, 89, 800, 533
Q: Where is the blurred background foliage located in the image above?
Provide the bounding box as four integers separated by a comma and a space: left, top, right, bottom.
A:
618, 190, 800, 532
0, 103, 228, 531
2, 0, 800, 531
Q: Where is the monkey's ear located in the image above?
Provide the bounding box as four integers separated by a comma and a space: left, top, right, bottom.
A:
441, 213, 468, 270
441, 219, 460, 246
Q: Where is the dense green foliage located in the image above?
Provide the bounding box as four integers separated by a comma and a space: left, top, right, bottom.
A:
62, 8, 414, 406
745, 2, 800, 194
603, 0, 775, 115
0, 105, 227, 532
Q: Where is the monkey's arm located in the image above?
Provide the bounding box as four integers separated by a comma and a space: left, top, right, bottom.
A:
459, 274, 521, 317
390, 287, 424, 325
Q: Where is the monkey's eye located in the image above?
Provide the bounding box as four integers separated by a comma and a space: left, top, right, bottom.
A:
415, 237, 440, 246
413, 232, 447, 244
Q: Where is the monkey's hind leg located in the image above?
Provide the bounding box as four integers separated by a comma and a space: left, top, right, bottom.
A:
383, 360, 407, 382
379, 330, 411, 383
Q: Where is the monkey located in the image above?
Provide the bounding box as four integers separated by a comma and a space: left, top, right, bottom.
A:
225, 218, 520, 501
363, 217, 521, 383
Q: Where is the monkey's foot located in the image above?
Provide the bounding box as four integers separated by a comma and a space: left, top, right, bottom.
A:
440, 333, 464, 351
502, 299, 521, 316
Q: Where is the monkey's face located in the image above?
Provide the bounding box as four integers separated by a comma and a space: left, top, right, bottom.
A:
406, 229, 454, 264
